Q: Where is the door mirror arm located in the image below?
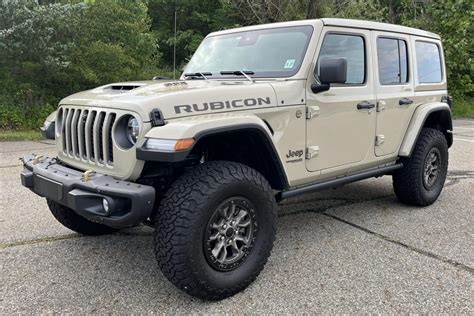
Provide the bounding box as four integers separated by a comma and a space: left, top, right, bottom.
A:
311, 83, 330, 94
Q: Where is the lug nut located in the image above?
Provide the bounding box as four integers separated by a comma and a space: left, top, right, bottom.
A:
220, 236, 225, 241
223, 224, 227, 229
231, 221, 235, 226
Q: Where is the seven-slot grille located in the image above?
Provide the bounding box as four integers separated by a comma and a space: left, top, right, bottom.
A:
59, 107, 116, 165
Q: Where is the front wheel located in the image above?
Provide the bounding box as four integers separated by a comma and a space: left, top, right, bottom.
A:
47, 199, 117, 235
393, 128, 449, 206
153, 161, 277, 300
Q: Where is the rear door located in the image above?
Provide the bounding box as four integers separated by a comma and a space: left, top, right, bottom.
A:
372, 31, 415, 156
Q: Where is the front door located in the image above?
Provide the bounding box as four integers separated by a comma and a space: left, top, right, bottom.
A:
306, 28, 376, 173
372, 31, 415, 156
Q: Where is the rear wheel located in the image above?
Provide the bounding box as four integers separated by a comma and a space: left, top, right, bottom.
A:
47, 199, 117, 235
393, 128, 448, 206
153, 161, 276, 300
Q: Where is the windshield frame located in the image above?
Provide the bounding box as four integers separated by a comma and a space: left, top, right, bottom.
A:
182, 25, 315, 79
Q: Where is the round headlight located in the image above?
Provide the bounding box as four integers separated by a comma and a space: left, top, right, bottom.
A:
126, 117, 140, 144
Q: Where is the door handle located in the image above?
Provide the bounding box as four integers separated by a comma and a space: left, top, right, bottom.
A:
399, 98, 414, 105
357, 101, 376, 110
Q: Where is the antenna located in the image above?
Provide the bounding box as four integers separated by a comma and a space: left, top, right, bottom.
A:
173, 4, 177, 80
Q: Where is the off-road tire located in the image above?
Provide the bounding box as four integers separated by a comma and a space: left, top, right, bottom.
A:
154, 161, 277, 300
393, 128, 448, 206
47, 199, 117, 235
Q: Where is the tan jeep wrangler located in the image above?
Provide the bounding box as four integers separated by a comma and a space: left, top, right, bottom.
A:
21, 18, 453, 300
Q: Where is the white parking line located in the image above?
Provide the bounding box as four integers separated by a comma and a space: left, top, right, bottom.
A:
453, 138, 474, 143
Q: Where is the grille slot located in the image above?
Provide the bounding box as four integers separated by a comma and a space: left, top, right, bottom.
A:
106, 113, 116, 164
87, 111, 97, 160
71, 109, 81, 157
96, 112, 106, 163
61, 108, 68, 151
78, 110, 88, 159
65, 109, 74, 155
61, 107, 116, 166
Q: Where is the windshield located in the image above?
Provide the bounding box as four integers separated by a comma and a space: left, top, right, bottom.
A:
184, 26, 313, 78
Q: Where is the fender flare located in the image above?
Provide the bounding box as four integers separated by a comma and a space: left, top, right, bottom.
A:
142, 115, 272, 141
136, 115, 289, 188
41, 110, 57, 140
399, 102, 452, 157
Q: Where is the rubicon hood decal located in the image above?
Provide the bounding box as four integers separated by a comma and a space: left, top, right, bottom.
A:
174, 97, 271, 114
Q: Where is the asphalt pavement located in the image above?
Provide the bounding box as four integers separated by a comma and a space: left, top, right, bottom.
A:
1, 119, 473, 313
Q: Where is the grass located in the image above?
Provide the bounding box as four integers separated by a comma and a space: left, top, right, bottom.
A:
0, 129, 42, 141
451, 97, 474, 118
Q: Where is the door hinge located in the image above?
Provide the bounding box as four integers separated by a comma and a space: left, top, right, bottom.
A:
306, 106, 320, 119
375, 135, 385, 146
377, 101, 386, 112
306, 146, 319, 160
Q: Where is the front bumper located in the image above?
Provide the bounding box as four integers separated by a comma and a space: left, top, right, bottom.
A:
20, 154, 155, 228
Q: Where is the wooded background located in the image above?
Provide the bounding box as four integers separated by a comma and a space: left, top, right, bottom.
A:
0, 0, 472, 130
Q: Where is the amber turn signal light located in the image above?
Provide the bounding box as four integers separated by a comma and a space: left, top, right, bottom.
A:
174, 138, 194, 151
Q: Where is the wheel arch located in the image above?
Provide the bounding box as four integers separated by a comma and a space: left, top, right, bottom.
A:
190, 125, 289, 190
137, 116, 289, 190
399, 102, 453, 157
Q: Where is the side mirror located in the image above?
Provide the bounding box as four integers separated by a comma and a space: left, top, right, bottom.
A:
311, 57, 347, 94
319, 57, 347, 84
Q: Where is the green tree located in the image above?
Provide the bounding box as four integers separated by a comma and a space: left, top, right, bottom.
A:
400, 0, 473, 99
70, 0, 159, 87
333, 0, 389, 21
0, 0, 159, 129
0, 1, 85, 128
148, 0, 237, 69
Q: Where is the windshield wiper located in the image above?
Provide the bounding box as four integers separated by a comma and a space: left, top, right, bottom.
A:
220, 70, 254, 82
183, 72, 211, 80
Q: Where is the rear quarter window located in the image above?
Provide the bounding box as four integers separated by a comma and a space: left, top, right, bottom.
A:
415, 41, 443, 83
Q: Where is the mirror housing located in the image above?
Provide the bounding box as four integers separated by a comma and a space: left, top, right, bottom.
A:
310, 83, 330, 93
319, 57, 347, 84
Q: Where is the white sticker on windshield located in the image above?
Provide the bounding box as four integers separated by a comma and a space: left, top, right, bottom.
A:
284, 59, 295, 69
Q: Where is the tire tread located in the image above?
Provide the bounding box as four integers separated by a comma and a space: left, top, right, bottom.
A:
154, 161, 276, 300
47, 199, 116, 235
393, 128, 448, 206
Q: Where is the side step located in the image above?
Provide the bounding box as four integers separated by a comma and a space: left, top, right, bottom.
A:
277, 163, 403, 201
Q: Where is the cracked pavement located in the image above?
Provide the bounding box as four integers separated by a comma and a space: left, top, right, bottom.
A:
1, 120, 473, 313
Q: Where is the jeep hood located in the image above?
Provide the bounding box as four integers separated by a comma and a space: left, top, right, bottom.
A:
60, 80, 278, 121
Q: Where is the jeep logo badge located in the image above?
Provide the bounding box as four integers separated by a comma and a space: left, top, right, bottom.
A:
286, 150, 303, 159
285, 149, 304, 164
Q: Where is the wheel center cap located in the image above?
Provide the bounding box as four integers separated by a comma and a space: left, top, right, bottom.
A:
225, 227, 235, 238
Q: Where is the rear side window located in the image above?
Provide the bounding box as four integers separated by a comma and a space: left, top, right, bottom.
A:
415, 41, 442, 83
377, 37, 408, 84
317, 34, 365, 84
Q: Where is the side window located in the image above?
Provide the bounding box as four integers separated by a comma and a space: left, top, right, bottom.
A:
377, 37, 408, 84
415, 41, 442, 83
316, 34, 365, 84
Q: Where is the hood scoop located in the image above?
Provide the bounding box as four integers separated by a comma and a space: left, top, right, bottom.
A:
104, 83, 146, 92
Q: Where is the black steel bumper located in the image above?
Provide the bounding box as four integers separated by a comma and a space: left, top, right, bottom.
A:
20, 154, 155, 228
